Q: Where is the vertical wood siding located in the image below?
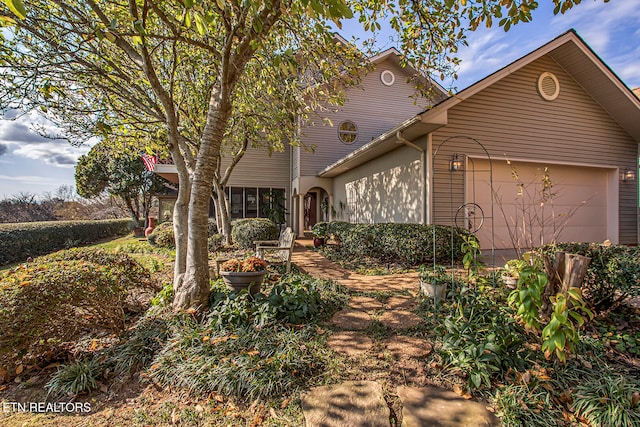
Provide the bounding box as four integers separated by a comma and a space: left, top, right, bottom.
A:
431, 55, 638, 243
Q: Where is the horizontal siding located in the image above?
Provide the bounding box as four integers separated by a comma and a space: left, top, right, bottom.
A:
221, 146, 290, 189
300, 59, 433, 176
432, 55, 638, 243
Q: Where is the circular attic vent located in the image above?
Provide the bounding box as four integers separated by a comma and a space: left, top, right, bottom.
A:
538, 72, 560, 101
380, 70, 395, 86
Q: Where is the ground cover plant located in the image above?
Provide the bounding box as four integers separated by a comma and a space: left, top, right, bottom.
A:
151, 275, 349, 401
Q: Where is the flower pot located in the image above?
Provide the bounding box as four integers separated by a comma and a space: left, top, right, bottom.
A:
220, 270, 267, 295
420, 280, 447, 301
144, 217, 156, 237
313, 237, 325, 248
133, 227, 145, 238
502, 275, 518, 288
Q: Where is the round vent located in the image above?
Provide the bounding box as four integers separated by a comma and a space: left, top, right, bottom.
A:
380, 70, 395, 86
538, 72, 560, 101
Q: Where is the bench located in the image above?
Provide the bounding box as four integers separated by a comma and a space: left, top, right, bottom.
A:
255, 227, 296, 273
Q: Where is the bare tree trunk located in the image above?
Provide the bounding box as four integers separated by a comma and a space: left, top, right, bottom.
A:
171, 148, 191, 294
174, 84, 231, 310
542, 251, 591, 317
213, 180, 232, 245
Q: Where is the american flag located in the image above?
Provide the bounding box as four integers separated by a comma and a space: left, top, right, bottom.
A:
141, 153, 157, 171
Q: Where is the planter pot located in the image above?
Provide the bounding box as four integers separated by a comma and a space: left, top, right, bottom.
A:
144, 217, 156, 237
220, 270, 267, 295
420, 280, 447, 301
502, 275, 518, 288
133, 227, 145, 238
313, 237, 326, 248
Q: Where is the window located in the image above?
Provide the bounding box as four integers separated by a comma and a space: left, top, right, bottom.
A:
338, 121, 358, 145
230, 187, 244, 219
245, 187, 257, 218
225, 187, 285, 222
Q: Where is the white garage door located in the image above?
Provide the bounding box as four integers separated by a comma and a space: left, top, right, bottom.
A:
466, 160, 614, 250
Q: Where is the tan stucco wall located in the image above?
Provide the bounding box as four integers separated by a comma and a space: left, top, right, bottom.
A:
332, 145, 423, 223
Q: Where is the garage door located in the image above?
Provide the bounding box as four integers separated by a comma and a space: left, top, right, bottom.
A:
466, 160, 613, 250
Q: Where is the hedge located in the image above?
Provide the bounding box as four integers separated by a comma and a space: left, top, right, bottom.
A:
0, 218, 133, 266
325, 221, 471, 266
534, 242, 640, 311
231, 218, 279, 249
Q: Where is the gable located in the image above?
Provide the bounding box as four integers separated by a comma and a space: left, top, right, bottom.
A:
299, 57, 438, 176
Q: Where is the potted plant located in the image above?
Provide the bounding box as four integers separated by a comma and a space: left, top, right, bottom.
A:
502, 259, 527, 288
419, 265, 448, 301
219, 256, 268, 295
311, 222, 329, 248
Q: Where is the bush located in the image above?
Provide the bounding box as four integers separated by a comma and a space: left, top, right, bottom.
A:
572, 371, 640, 427
0, 248, 154, 371
231, 218, 278, 249
148, 221, 175, 248
208, 233, 223, 252
0, 218, 133, 266
534, 243, 640, 311
326, 222, 471, 266
46, 358, 102, 396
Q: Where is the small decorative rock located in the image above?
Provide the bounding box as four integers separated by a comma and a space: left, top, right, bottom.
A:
397, 386, 500, 427
331, 309, 372, 330
327, 331, 374, 357
302, 381, 390, 427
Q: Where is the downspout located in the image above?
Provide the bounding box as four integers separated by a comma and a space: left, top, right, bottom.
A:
396, 131, 428, 224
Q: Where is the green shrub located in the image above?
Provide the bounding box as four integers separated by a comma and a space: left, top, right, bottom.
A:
326, 222, 471, 267
46, 358, 102, 396
312, 221, 330, 238
0, 218, 133, 265
208, 233, 223, 252
231, 218, 278, 249
493, 384, 562, 427
0, 248, 154, 370
572, 372, 640, 427
438, 287, 529, 389
534, 243, 640, 311
148, 221, 175, 248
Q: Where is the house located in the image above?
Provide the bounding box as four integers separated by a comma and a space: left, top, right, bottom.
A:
153, 29, 640, 251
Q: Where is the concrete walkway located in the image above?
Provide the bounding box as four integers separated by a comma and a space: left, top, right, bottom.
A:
292, 240, 500, 427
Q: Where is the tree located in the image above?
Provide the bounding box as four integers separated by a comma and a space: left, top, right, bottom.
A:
75, 143, 167, 227
0, 0, 594, 311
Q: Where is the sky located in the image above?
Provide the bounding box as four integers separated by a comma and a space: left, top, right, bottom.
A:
1, 0, 639, 198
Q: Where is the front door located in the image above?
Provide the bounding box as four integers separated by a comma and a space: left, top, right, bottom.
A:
304, 192, 317, 230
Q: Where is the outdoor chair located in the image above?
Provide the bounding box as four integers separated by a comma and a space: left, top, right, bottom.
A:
255, 227, 296, 273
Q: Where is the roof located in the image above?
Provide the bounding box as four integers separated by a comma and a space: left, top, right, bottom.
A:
319, 29, 640, 178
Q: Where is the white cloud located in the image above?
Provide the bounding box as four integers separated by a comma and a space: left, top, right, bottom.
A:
0, 174, 58, 184
0, 111, 91, 167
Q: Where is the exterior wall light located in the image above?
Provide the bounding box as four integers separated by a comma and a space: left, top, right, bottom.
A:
620, 168, 636, 182
450, 153, 463, 172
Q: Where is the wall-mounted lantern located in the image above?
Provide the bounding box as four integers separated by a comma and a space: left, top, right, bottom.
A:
449, 153, 463, 172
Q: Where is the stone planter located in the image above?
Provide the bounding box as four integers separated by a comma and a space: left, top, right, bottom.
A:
220, 270, 267, 295
420, 280, 447, 302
